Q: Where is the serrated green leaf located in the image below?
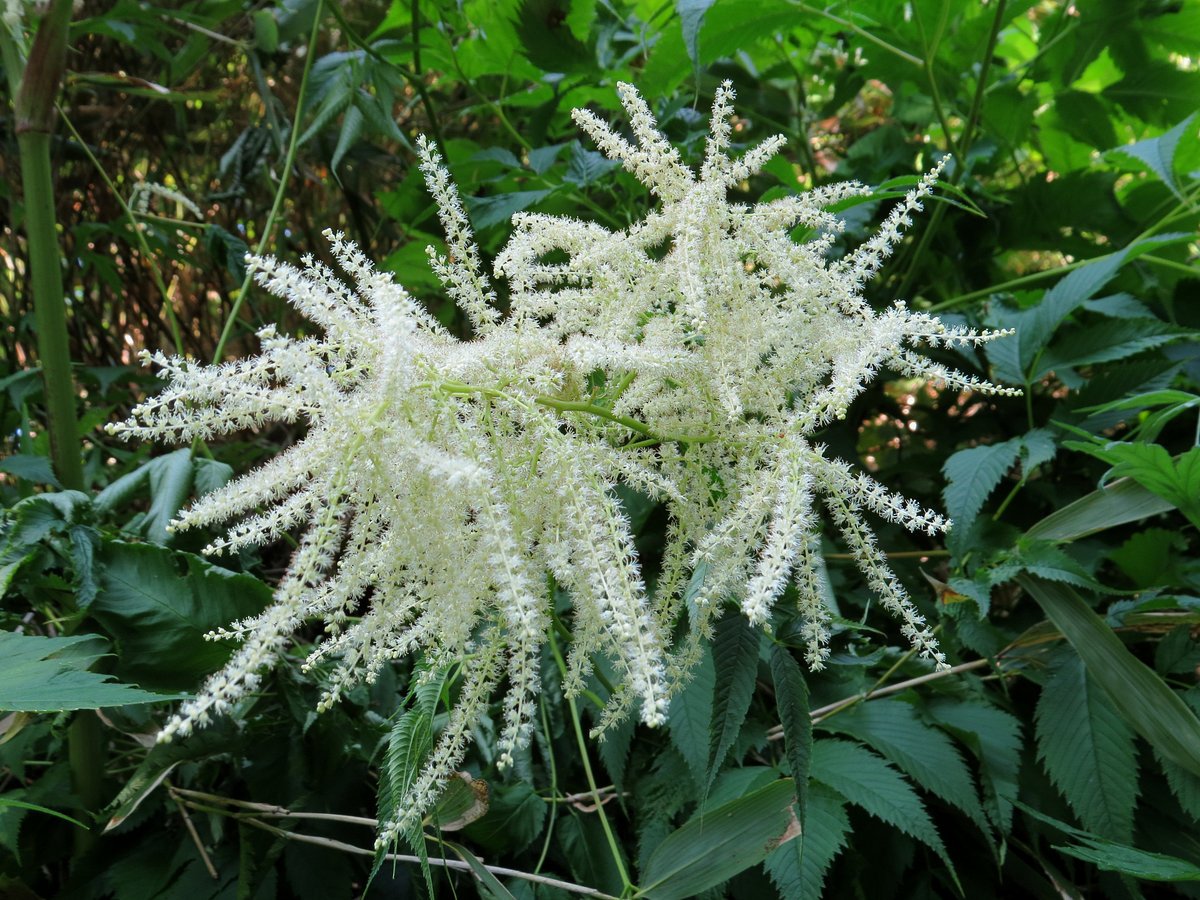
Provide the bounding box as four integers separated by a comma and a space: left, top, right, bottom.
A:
4, 490, 91, 550
1083, 293, 1154, 320
637, 779, 796, 900
0, 632, 176, 712
564, 142, 619, 186
1038, 318, 1186, 378
89, 540, 273, 692
1076, 444, 1200, 530
1035, 654, 1137, 842
818, 699, 987, 833
668, 644, 714, 790
942, 438, 1021, 528
764, 783, 849, 900
0, 454, 60, 487
1108, 113, 1197, 198
1020, 428, 1058, 473
1020, 575, 1200, 780
810, 739, 950, 867
926, 699, 1022, 834
299, 78, 354, 146
1019, 802, 1200, 882
988, 541, 1106, 593
466, 189, 554, 230
769, 645, 811, 829
707, 614, 761, 788
104, 718, 243, 831
1059, 842, 1200, 882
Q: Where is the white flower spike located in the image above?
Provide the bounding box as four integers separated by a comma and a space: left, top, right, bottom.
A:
109, 81, 1016, 846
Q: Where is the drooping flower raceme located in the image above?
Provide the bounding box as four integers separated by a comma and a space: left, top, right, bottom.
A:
108, 82, 1016, 845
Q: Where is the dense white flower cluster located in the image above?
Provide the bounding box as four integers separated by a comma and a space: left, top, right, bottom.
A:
109, 82, 1015, 845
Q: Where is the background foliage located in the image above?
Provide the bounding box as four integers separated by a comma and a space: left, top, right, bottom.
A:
2, 0, 1200, 897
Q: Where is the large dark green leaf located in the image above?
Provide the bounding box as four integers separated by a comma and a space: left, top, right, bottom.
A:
88, 540, 273, 691
1019, 575, 1200, 779
706, 613, 761, 788
667, 643, 714, 790
764, 783, 850, 900
810, 739, 950, 867
769, 644, 811, 828
818, 698, 986, 832
941, 438, 1021, 528
927, 698, 1023, 834
636, 778, 796, 900
1035, 654, 1137, 842
0, 631, 177, 712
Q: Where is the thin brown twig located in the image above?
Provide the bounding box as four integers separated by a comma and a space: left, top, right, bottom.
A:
766, 656, 994, 741
235, 815, 619, 899
167, 784, 219, 880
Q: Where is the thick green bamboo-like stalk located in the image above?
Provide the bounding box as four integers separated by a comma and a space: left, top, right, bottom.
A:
9, 0, 102, 853
14, 0, 83, 491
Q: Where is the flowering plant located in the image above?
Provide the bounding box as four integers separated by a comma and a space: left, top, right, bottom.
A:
109, 82, 1014, 845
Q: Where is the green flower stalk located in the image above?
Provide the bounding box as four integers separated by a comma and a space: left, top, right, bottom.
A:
109, 82, 1016, 846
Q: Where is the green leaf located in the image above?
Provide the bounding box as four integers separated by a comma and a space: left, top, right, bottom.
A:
4, 490, 91, 549
769, 645, 811, 828
988, 540, 1107, 593
444, 839, 518, 899
1070, 443, 1200, 530
143, 449, 194, 543
1058, 842, 1200, 882
1019, 575, 1200, 780
764, 783, 850, 900
0, 632, 176, 712
677, 0, 716, 68
1020, 428, 1058, 473
330, 103, 365, 177
636, 779, 797, 900
1019, 802, 1200, 882
564, 141, 619, 186
252, 9, 279, 54
1025, 476, 1175, 542
941, 438, 1021, 528
810, 739, 950, 866
1108, 112, 1197, 197
104, 718, 243, 831
1035, 654, 1137, 842
707, 614, 761, 788
88, 540, 273, 692
374, 669, 448, 890
668, 643, 714, 790
818, 699, 987, 833
926, 699, 1022, 834
0, 796, 86, 830
1038, 318, 1186, 378
466, 189, 554, 230
0, 454, 61, 487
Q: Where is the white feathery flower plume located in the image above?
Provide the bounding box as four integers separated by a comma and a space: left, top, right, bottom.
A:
108, 81, 1016, 846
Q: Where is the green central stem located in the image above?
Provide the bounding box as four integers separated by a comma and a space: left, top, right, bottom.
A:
432, 380, 717, 446
549, 628, 633, 896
